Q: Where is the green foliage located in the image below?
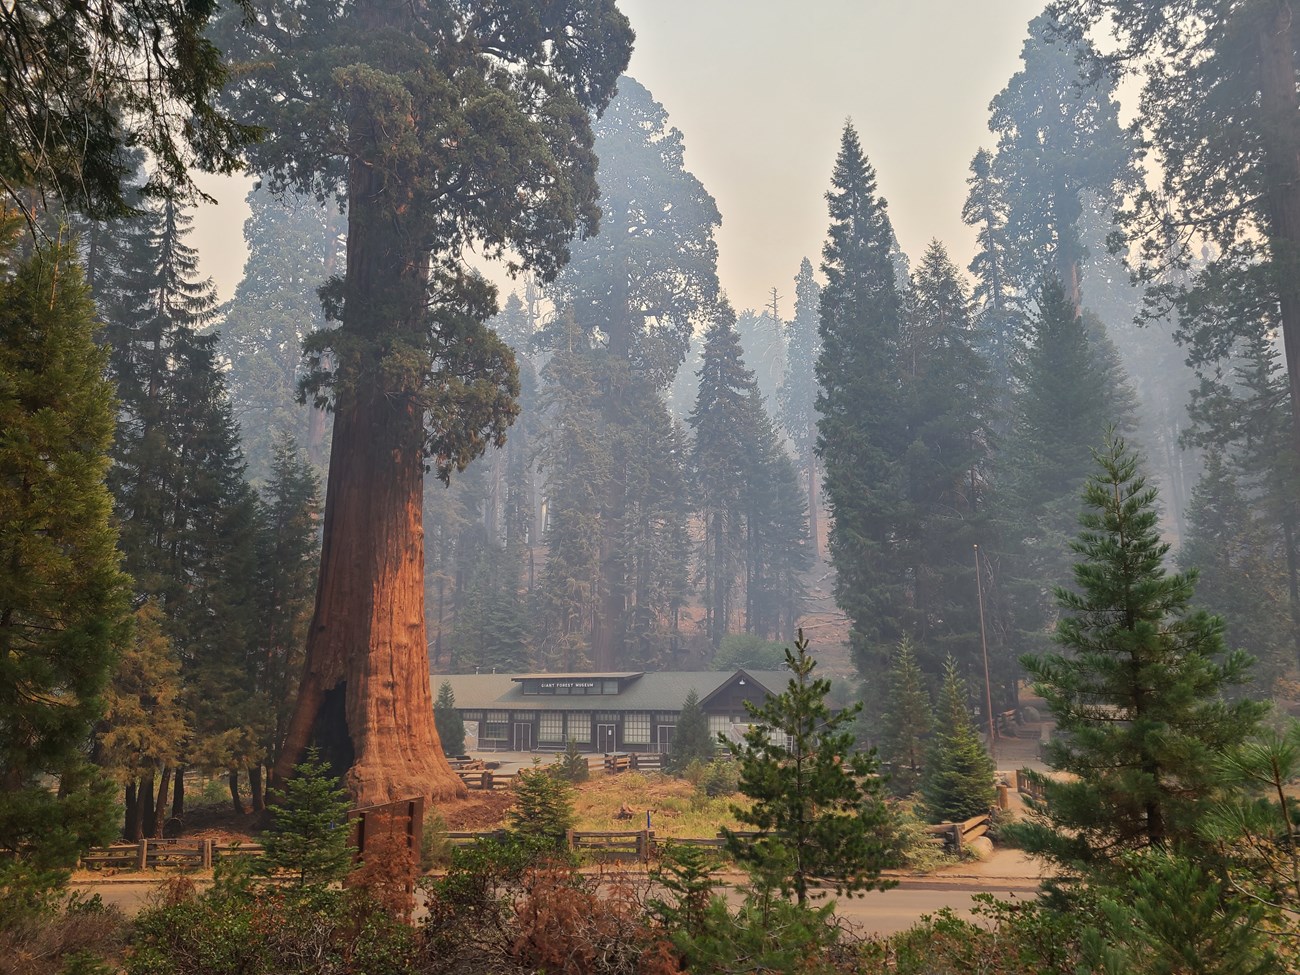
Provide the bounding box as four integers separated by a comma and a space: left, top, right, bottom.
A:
1084, 850, 1277, 975
433, 681, 465, 758
878, 637, 933, 797
920, 658, 996, 823
686, 759, 739, 799
555, 739, 591, 784
713, 635, 788, 672
0, 240, 127, 885
1014, 432, 1266, 873
419, 810, 452, 873
506, 766, 576, 851
258, 749, 354, 887
0, 1, 255, 218
814, 123, 911, 686
721, 631, 895, 905
668, 690, 715, 772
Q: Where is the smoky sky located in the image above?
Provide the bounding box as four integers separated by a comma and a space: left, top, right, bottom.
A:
193, 0, 1049, 314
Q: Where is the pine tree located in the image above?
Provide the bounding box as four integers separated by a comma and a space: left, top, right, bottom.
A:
0, 238, 130, 876
507, 767, 576, 851
722, 632, 894, 905
815, 122, 909, 682
668, 690, 714, 773
1015, 433, 1266, 872
878, 638, 933, 797
920, 658, 995, 823
259, 749, 355, 888
434, 682, 465, 758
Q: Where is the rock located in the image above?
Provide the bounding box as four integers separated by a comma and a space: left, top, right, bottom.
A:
966, 836, 994, 860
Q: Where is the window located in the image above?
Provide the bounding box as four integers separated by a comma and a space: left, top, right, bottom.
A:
512, 711, 535, 721
567, 713, 591, 743
602, 680, 621, 694
462, 711, 482, 721
655, 714, 678, 724
485, 711, 508, 740
539, 712, 564, 742
708, 715, 731, 738
624, 712, 651, 745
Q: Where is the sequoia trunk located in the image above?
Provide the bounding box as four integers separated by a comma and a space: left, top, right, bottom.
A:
273, 141, 464, 807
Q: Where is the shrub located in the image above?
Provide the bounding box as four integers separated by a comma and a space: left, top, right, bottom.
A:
555, 738, 591, 783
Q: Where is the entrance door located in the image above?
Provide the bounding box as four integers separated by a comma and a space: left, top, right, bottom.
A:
656, 725, 675, 755
513, 723, 532, 752
597, 724, 617, 753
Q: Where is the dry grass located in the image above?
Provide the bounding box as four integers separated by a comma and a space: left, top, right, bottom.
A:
571, 771, 749, 839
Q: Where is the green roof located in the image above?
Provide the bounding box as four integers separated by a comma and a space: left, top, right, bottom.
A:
434, 670, 796, 713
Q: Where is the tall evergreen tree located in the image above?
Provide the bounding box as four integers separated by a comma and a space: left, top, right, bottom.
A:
778, 258, 823, 555
691, 304, 761, 651
219, 187, 343, 481
815, 122, 909, 680
545, 75, 719, 671
667, 689, 714, 773
248, 436, 322, 807
1016, 433, 1265, 873
896, 241, 993, 673
101, 194, 261, 827
987, 9, 1137, 312
0, 238, 130, 876
217, 0, 633, 805
997, 279, 1136, 654
1054, 0, 1300, 462
434, 682, 465, 759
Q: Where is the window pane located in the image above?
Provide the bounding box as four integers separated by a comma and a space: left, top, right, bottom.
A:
624, 712, 650, 745
539, 712, 564, 742
567, 712, 591, 743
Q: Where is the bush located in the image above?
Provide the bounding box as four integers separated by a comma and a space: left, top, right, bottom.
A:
683, 759, 738, 798
555, 738, 590, 783
420, 810, 452, 871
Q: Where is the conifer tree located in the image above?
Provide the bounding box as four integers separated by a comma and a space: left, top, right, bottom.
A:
722, 632, 893, 905
987, 9, 1137, 312
0, 238, 129, 875
920, 658, 995, 823
998, 279, 1135, 652
259, 749, 354, 888
220, 187, 343, 481
778, 258, 823, 554
897, 241, 992, 672
218, 0, 633, 805
815, 122, 909, 680
690, 304, 772, 649
668, 690, 714, 773
434, 682, 465, 759
878, 637, 933, 797
249, 436, 321, 804
98, 600, 188, 841
1016, 433, 1265, 871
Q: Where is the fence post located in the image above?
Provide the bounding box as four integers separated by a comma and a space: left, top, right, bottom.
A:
565, 828, 575, 852
997, 783, 1010, 810
482, 770, 493, 790
949, 824, 963, 854
136, 839, 148, 871
202, 838, 213, 869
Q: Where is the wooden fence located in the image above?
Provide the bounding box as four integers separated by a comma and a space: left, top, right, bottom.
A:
1015, 768, 1047, 802
925, 814, 991, 853
80, 838, 263, 870
602, 752, 664, 774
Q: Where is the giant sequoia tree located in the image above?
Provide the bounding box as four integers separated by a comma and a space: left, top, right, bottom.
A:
219, 2, 633, 804
1053, 0, 1300, 460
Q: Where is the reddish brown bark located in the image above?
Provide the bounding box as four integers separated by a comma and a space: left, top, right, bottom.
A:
274, 142, 464, 808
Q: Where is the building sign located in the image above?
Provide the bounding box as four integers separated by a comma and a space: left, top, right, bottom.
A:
540, 679, 596, 690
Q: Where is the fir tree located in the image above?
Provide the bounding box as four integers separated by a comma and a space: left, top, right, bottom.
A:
1015, 433, 1266, 872
259, 748, 355, 888
507, 766, 576, 851
920, 658, 996, 823
434, 682, 465, 758
878, 637, 933, 797
722, 632, 894, 905
669, 690, 714, 773
0, 238, 130, 875
815, 122, 909, 683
